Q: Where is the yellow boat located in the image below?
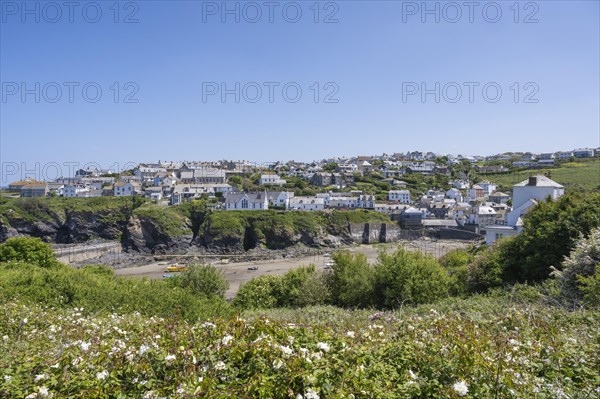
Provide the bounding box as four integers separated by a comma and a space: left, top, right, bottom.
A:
166, 264, 189, 272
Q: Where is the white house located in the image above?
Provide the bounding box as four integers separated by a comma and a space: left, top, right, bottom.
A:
328, 197, 360, 209
512, 175, 564, 211
259, 174, 286, 186
267, 191, 295, 208
573, 148, 595, 158
389, 190, 411, 203
289, 196, 325, 211
64, 184, 90, 197
478, 181, 497, 196
485, 224, 523, 245
225, 192, 269, 210
114, 182, 142, 196
445, 188, 463, 202
358, 195, 376, 209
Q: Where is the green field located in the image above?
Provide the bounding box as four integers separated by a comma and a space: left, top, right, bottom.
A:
484, 158, 600, 191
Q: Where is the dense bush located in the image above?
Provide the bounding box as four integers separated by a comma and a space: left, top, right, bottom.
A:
234, 265, 330, 309
329, 251, 375, 308
0, 262, 230, 321
176, 264, 229, 299
467, 238, 515, 292
439, 249, 473, 296
0, 237, 61, 268
373, 248, 450, 308
233, 275, 283, 309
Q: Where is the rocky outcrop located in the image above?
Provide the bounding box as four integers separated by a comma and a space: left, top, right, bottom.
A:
123, 216, 192, 254
1, 203, 398, 255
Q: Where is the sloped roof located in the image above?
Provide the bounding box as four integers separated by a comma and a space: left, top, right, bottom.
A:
514, 175, 564, 188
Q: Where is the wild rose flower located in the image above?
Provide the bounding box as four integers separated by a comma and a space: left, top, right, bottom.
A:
214, 361, 226, 370
317, 342, 330, 352
453, 380, 468, 396
222, 335, 233, 346
346, 331, 355, 338
305, 388, 320, 399
96, 370, 109, 380
165, 354, 176, 363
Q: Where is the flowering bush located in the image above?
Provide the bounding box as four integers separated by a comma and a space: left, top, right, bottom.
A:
1, 298, 598, 398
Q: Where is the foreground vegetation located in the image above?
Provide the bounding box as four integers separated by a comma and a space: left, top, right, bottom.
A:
1, 190, 599, 398
1, 294, 598, 398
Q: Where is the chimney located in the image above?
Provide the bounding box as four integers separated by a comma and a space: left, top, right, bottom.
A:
528, 176, 537, 186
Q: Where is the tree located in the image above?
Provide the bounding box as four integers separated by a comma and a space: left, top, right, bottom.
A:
0, 237, 60, 268
504, 192, 600, 282
229, 175, 242, 186
323, 163, 338, 172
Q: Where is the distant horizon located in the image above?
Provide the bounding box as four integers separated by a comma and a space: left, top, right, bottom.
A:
1, 144, 598, 187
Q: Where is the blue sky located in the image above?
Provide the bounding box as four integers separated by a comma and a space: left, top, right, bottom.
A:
1, 0, 599, 182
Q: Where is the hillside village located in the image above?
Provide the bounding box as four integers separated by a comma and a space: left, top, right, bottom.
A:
6, 148, 597, 245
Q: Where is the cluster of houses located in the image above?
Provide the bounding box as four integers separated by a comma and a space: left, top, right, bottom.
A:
6, 147, 587, 246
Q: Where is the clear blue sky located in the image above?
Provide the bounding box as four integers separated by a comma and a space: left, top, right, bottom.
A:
1, 0, 599, 182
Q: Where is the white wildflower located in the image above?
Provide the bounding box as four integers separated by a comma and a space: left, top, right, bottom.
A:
96, 370, 109, 380
452, 380, 468, 397
408, 370, 417, 380
138, 344, 150, 356
2, 335, 8, 341
202, 321, 216, 329
279, 345, 293, 357
22, 317, 28, 324
214, 361, 226, 370
165, 354, 176, 363
305, 388, 320, 399
273, 359, 284, 370
221, 335, 233, 346
4, 375, 12, 382
317, 342, 330, 352
38, 386, 49, 398
346, 331, 355, 338
80, 341, 91, 352
296, 394, 303, 399
34, 374, 48, 382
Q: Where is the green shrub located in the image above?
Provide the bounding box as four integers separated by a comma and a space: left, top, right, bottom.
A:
373, 248, 450, 308
0, 237, 60, 268
467, 239, 514, 293
233, 275, 283, 309
0, 262, 230, 321
578, 269, 600, 307
329, 251, 375, 308
439, 249, 473, 296
178, 264, 229, 299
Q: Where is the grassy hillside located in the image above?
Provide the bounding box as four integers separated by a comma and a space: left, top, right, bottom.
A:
484, 158, 600, 191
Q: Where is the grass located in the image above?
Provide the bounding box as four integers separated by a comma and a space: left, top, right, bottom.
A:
484, 158, 600, 191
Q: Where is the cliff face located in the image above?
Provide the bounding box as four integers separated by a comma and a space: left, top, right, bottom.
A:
0, 198, 395, 254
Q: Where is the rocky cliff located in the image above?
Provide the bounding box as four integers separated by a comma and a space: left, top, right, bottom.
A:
0, 198, 395, 254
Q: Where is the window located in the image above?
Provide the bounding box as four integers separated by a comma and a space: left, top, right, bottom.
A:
241, 199, 248, 209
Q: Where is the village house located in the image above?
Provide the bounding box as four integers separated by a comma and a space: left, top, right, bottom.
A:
267, 191, 295, 208
289, 196, 325, 211
259, 174, 286, 186
20, 183, 48, 198
489, 191, 511, 204
445, 188, 463, 202
573, 148, 595, 158
225, 192, 269, 210
388, 190, 411, 203
468, 185, 485, 201
8, 178, 43, 191
114, 182, 142, 196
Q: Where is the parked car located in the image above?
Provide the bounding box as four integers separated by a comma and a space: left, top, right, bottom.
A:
247, 266, 259, 271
